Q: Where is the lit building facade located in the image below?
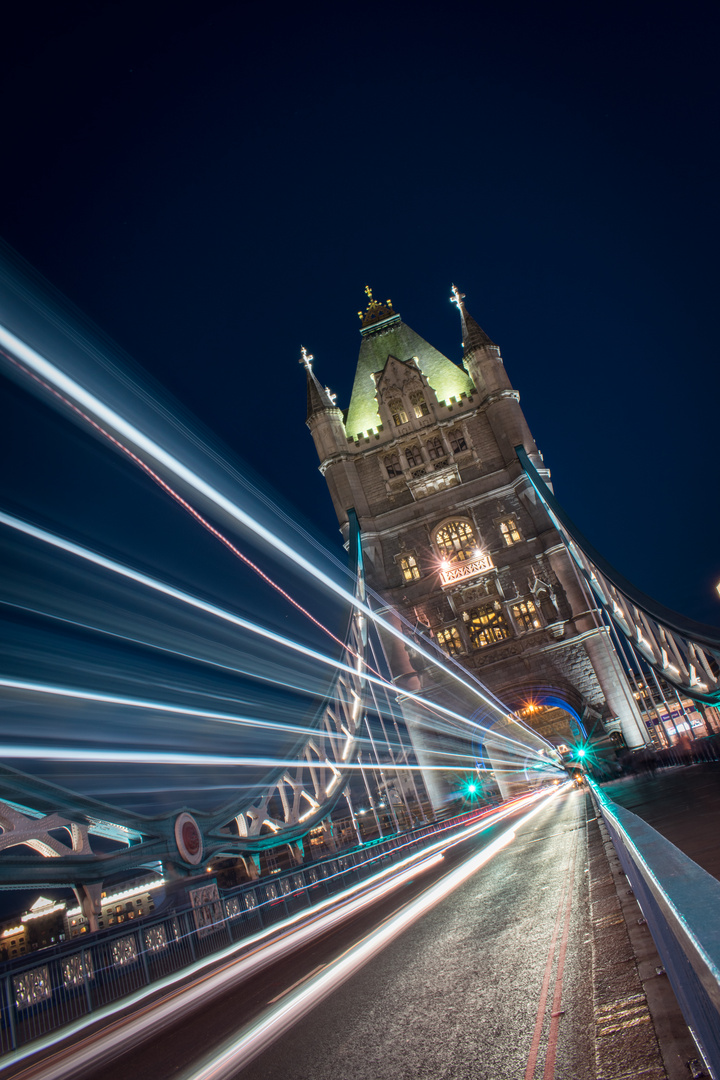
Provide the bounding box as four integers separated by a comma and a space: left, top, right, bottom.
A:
303, 289, 648, 803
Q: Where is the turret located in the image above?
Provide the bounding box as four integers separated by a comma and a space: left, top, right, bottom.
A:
300, 346, 347, 464
450, 285, 539, 468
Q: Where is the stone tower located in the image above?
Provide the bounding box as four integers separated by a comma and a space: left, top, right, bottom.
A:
303, 289, 647, 804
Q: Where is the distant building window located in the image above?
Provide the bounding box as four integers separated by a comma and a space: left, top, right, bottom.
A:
512, 599, 541, 632
437, 626, 462, 656
449, 429, 467, 453
384, 453, 402, 478
399, 554, 420, 582
436, 520, 478, 562
426, 436, 444, 460
410, 391, 429, 418
500, 518, 522, 546
466, 604, 511, 649
389, 398, 408, 426
405, 445, 422, 467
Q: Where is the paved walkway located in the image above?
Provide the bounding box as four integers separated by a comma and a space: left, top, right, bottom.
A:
599, 764, 720, 880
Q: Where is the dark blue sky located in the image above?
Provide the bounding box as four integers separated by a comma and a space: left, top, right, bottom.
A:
1, 0, 719, 625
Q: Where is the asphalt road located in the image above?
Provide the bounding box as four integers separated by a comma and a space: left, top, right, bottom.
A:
18, 787, 599, 1080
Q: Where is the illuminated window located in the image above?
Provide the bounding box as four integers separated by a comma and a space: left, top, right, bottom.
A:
437, 626, 462, 656
499, 518, 521, 546
399, 554, 420, 582
435, 520, 478, 562
512, 599, 541, 632
405, 445, 422, 467
466, 604, 511, 648
410, 391, 429, 418
426, 436, 444, 460
389, 399, 408, 426
449, 430, 467, 453
384, 453, 402, 478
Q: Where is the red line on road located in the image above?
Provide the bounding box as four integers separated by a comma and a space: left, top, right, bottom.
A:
542, 829, 577, 1079
523, 826, 577, 1080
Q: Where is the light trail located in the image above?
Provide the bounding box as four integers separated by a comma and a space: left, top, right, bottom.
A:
0, 791, 553, 1078
183, 786, 566, 1080
0, 324, 554, 750
0, 511, 549, 760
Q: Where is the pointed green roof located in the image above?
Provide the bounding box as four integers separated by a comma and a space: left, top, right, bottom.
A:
345, 316, 475, 439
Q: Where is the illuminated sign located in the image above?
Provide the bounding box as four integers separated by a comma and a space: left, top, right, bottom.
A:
439, 552, 494, 588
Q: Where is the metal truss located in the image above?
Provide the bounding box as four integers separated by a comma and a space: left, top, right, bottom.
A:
0, 514, 369, 887
517, 447, 720, 705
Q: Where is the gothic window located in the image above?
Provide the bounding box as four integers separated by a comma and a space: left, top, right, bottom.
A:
388, 398, 408, 426
405, 444, 422, 467
449, 429, 468, 453
384, 453, 401, 478
436, 626, 462, 656
511, 599, 542, 633
399, 554, 420, 582
410, 391, 429, 418
499, 518, 522, 546
435, 520, 478, 562
466, 603, 511, 649
426, 436, 444, 460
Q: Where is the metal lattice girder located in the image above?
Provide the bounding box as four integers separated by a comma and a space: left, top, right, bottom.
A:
517, 446, 720, 704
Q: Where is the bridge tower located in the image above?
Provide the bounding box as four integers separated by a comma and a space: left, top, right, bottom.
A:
303, 289, 647, 803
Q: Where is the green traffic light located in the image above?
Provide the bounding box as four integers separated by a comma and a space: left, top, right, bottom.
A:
467, 782, 477, 793
577, 747, 586, 758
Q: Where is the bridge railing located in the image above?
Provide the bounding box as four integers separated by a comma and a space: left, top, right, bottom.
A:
0, 800, 504, 1056
589, 780, 720, 1077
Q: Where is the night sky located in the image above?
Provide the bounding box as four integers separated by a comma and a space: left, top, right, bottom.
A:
1, 0, 719, 630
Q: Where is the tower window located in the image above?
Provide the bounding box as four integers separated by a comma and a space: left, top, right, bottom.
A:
499, 518, 522, 546
435, 520, 478, 562
405, 445, 422, 467
436, 626, 462, 656
449, 429, 468, 453
511, 599, 541, 632
410, 391, 429, 418
466, 604, 511, 649
426, 436, 444, 460
388, 399, 408, 426
384, 453, 402, 478
399, 554, 420, 582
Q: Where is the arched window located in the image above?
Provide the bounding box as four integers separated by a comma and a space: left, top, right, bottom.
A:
435, 520, 478, 562
436, 626, 462, 656
384, 453, 401, 478
410, 390, 429, 418
466, 603, 511, 649
426, 436, 444, 460
405, 444, 422, 467
449, 429, 467, 453
388, 398, 408, 426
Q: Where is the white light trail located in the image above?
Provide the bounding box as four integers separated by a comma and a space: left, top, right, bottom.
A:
0, 792, 555, 1078
0, 324, 553, 748
0, 511, 547, 760
184, 787, 564, 1080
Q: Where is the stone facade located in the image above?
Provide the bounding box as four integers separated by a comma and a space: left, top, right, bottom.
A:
303, 291, 647, 803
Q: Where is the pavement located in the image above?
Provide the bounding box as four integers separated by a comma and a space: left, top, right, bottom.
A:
599, 763, 720, 880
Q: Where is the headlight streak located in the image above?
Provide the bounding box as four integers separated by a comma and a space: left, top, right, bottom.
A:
183, 786, 566, 1080
0, 511, 548, 762
0, 792, 552, 1077
0, 326, 553, 751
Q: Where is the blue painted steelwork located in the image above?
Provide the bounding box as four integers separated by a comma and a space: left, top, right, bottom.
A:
516, 446, 720, 705
590, 779, 720, 1077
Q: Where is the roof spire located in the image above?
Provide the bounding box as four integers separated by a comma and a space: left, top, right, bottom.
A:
300, 345, 338, 419
450, 283, 497, 351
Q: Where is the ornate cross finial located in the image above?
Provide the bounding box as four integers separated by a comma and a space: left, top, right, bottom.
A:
365, 285, 373, 299
299, 345, 314, 369
324, 386, 337, 405
450, 284, 466, 309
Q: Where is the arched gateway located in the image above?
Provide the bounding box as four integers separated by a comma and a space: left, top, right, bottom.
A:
303, 287, 648, 805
